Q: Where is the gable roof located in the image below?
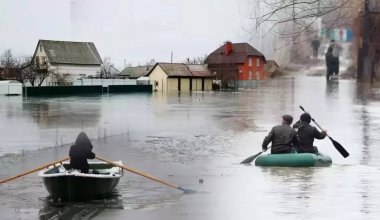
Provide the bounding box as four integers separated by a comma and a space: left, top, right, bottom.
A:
119, 65, 153, 78
32, 40, 103, 65
205, 42, 265, 65
147, 63, 214, 78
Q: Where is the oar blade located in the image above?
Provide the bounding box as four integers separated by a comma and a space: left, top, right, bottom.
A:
240, 152, 263, 164
329, 137, 349, 158
177, 187, 197, 194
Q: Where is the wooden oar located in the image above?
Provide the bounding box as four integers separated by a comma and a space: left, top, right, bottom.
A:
96, 156, 195, 194
0, 157, 70, 184
240, 147, 271, 164
300, 106, 349, 158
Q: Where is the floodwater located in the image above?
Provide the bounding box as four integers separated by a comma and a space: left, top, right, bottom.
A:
1, 73, 380, 219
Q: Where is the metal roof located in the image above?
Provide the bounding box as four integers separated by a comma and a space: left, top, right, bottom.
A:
119, 66, 153, 78
205, 42, 265, 65
147, 63, 214, 78
33, 40, 103, 65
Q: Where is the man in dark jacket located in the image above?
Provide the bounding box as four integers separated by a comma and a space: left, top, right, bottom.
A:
69, 132, 96, 173
325, 47, 337, 80
293, 113, 327, 154
262, 114, 299, 154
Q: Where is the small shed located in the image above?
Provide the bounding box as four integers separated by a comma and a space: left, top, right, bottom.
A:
0, 80, 22, 95
136, 77, 150, 85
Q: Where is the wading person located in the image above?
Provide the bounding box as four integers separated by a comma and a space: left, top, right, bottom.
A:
325, 47, 336, 80
293, 113, 327, 154
262, 114, 299, 154
69, 132, 96, 173
327, 39, 342, 78
311, 37, 321, 59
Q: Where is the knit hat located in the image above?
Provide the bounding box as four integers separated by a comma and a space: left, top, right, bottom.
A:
282, 114, 293, 124
300, 113, 312, 123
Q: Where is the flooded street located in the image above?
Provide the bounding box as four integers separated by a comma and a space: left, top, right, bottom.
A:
1, 74, 380, 219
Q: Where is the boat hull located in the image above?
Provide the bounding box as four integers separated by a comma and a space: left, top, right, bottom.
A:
39, 162, 123, 201
255, 152, 332, 167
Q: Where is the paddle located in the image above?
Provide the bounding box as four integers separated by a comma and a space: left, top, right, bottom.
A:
0, 157, 70, 184
299, 106, 349, 158
240, 147, 271, 164
96, 156, 195, 194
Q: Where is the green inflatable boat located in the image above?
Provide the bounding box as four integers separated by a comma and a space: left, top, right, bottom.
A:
255, 152, 332, 167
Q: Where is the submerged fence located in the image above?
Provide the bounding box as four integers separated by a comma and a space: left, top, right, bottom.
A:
23, 85, 152, 96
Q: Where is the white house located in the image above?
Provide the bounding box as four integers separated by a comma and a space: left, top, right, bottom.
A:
31, 40, 103, 85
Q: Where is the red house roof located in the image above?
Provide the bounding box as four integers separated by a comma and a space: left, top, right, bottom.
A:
205, 42, 266, 65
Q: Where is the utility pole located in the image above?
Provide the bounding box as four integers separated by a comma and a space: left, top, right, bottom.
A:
358, 0, 370, 81
171, 51, 173, 63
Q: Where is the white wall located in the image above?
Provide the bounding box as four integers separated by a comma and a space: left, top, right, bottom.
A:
0, 82, 22, 95
73, 78, 136, 87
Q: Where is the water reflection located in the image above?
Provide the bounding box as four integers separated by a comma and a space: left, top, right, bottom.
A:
22, 96, 101, 129
325, 80, 339, 98
38, 193, 124, 220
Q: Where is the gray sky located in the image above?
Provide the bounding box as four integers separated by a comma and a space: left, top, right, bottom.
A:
0, 0, 273, 69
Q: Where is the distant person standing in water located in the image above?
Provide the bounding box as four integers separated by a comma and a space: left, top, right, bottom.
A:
328, 40, 342, 78
69, 132, 96, 173
311, 37, 321, 59
325, 47, 337, 80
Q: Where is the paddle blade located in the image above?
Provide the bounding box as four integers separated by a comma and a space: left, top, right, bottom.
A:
240, 151, 263, 164
177, 187, 197, 194
329, 137, 349, 158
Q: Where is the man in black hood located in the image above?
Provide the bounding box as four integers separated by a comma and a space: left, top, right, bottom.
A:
293, 113, 327, 154
69, 132, 96, 173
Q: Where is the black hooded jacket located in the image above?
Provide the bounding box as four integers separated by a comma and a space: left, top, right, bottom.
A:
69, 132, 95, 173
293, 121, 327, 153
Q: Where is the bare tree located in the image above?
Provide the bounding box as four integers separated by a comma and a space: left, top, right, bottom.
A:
183, 55, 208, 64
244, 0, 359, 47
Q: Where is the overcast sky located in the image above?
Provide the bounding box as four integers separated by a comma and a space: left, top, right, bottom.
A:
0, 0, 273, 69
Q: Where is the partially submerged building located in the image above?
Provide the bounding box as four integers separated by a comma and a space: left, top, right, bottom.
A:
31, 40, 103, 85
147, 63, 214, 91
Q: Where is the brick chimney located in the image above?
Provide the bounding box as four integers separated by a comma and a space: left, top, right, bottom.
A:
224, 41, 232, 56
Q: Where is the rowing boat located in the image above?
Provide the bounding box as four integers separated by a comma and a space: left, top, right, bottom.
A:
38, 161, 123, 201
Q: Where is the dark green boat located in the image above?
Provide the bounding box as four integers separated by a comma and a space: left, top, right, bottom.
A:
38, 161, 123, 201
255, 152, 332, 167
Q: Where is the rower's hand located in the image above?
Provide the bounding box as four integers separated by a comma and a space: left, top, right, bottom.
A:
262, 148, 268, 152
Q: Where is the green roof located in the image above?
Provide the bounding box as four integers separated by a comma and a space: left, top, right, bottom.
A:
33, 40, 103, 65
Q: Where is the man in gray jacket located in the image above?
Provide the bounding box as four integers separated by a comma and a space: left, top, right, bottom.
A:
262, 114, 299, 154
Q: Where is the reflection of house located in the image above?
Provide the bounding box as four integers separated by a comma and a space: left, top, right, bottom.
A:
31, 40, 103, 84
205, 41, 266, 88
119, 66, 154, 79
264, 60, 281, 78
147, 63, 214, 91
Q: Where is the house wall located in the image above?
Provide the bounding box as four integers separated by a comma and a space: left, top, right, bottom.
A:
180, 78, 190, 91
52, 64, 101, 79
149, 65, 168, 91
167, 78, 178, 91
192, 78, 202, 91
204, 78, 212, 91
238, 56, 266, 81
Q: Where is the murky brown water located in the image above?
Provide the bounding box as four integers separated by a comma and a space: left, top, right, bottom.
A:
1, 74, 380, 219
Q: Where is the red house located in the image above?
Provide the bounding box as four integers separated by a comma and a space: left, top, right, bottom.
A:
205, 42, 266, 87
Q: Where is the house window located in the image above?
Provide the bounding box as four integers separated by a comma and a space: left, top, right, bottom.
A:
256, 72, 260, 80
39, 45, 42, 52
248, 71, 253, 80
248, 58, 253, 66
256, 58, 260, 67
